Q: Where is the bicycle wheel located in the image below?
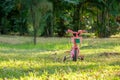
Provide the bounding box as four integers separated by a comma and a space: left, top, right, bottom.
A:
63, 56, 66, 62
73, 48, 78, 61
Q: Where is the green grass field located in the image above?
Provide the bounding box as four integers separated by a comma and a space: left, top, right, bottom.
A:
0, 36, 120, 80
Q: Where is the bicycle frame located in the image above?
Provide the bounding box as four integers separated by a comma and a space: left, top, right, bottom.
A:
67, 29, 86, 61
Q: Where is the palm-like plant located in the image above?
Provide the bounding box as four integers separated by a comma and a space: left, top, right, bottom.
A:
95, 0, 120, 37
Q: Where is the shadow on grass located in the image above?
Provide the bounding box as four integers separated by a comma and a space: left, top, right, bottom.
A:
0, 62, 99, 79
81, 42, 120, 49
0, 52, 119, 79
83, 52, 120, 69
109, 61, 120, 66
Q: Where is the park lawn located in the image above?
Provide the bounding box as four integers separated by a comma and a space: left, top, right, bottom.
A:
0, 36, 120, 80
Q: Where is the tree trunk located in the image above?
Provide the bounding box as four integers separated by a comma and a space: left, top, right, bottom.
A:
96, 5, 108, 38
57, 17, 66, 37
46, 11, 53, 37
30, 1, 36, 45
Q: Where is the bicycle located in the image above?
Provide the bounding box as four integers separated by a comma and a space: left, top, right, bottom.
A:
63, 29, 86, 62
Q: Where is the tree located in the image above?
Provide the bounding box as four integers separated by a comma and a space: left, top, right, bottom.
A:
26, 0, 49, 44
39, 0, 53, 37
0, 0, 28, 35
0, 0, 119, 38
95, 0, 120, 37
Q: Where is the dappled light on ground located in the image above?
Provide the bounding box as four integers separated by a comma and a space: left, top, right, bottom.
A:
0, 36, 120, 80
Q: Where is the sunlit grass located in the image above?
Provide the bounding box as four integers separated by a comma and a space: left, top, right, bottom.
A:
0, 36, 120, 80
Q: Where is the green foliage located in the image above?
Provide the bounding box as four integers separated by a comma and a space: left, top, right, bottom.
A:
0, 0, 28, 35
0, 0, 120, 38
93, 0, 120, 37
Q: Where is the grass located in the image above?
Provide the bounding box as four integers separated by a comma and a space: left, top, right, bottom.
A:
0, 35, 120, 80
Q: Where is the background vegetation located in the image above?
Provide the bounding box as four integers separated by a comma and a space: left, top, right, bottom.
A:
0, 0, 120, 39
0, 0, 120, 80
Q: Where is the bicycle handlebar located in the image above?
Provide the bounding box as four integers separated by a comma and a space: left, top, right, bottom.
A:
67, 29, 87, 35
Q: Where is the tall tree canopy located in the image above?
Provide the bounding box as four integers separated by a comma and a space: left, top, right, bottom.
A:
0, 0, 120, 38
